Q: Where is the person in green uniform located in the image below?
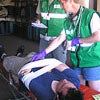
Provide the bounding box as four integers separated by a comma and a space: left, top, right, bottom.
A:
31, 0, 100, 92
33, 0, 67, 63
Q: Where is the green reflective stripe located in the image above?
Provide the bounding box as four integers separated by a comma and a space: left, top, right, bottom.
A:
40, 0, 66, 36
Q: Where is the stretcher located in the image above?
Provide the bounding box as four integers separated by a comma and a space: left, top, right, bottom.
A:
18, 59, 100, 100
80, 85, 100, 100
1, 57, 100, 100
0, 62, 35, 100
0, 52, 36, 100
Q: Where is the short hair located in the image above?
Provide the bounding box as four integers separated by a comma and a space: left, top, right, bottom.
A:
55, 88, 84, 100
58, 0, 80, 4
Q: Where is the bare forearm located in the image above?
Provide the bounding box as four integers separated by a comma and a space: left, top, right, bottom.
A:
80, 30, 100, 43
55, 64, 69, 72
45, 34, 66, 54
36, 14, 41, 23
37, 14, 41, 20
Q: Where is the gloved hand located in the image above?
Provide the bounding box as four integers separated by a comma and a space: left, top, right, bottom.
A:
31, 50, 46, 62
71, 38, 80, 46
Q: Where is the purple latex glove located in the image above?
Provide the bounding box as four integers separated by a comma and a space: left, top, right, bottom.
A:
31, 50, 46, 62
71, 38, 80, 46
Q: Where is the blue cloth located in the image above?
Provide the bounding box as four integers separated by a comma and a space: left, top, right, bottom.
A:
29, 68, 80, 100
73, 66, 100, 80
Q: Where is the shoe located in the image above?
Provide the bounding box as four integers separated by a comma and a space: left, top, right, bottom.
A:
16, 45, 25, 57
0, 44, 6, 60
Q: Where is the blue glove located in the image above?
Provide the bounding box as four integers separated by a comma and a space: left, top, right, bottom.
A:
31, 50, 46, 62
71, 38, 80, 46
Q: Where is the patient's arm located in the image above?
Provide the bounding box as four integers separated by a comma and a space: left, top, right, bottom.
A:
19, 68, 32, 76
18, 58, 71, 78
18, 58, 63, 76
55, 64, 70, 72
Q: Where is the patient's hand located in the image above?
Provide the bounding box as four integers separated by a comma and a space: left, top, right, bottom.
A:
19, 68, 32, 76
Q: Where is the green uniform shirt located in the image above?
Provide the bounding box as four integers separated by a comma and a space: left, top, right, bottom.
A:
40, 0, 66, 36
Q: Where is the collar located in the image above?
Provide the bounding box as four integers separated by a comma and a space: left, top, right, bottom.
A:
49, 0, 54, 5
68, 6, 82, 21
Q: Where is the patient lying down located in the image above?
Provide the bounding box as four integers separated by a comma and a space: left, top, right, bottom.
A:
18, 58, 84, 100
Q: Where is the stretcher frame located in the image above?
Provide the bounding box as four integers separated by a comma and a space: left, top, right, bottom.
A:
0, 68, 33, 100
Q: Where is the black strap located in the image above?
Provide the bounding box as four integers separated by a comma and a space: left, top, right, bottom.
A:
76, 44, 80, 67
45, 0, 49, 34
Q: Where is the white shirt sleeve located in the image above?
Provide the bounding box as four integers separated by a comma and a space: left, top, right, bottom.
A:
90, 13, 100, 33
36, 0, 41, 14
60, 28, 65, 34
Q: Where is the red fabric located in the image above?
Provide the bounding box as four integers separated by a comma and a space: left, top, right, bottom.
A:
29, 85, 100, 100
28, 92, 36, 100
80, 85, 100, 100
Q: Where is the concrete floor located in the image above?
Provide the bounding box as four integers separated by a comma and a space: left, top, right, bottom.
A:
0, 35, 39, 56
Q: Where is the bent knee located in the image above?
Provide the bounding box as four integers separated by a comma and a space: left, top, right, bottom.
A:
88, 81, 100, 92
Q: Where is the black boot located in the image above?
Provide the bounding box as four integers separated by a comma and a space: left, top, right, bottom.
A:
0, 44, 6, 61
15, 45, 25, 57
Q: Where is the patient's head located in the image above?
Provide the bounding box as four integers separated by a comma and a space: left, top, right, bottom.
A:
55, 79, 84, 100
55, 88, 84, 100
